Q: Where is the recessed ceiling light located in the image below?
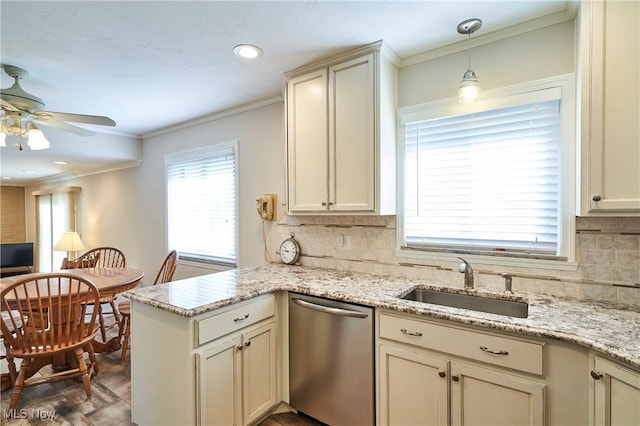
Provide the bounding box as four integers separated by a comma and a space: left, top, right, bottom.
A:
233, 44, 263, 59
53, 161, 68, 165
2, 176, 11, 180
22, 170, 35, 174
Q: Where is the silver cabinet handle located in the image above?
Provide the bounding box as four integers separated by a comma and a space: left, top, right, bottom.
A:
400, 328, 423, 337
292, 298, 369, 318
234, 314, 249, 322
480, 346, 509, 356
590, 370, 603, 380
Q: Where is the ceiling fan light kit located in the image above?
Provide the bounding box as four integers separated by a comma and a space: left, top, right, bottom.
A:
0, 64, 116, 151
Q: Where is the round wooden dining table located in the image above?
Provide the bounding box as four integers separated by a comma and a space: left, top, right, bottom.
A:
1, 266, 144, 350
0, 267, 144, 389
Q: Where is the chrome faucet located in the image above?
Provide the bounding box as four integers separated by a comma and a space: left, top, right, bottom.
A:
458, 257, 474, 289
501, 273, 513, 294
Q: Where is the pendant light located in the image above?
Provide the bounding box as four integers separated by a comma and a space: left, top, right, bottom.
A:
457, 18, 483, 103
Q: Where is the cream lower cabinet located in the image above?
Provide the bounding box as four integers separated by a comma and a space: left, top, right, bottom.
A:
377, 311, 590, 426
379, 342, 544, 426
197, 320, 277, 426
591, 356, 640, 426
131, 294, 278, 426
451, 361, 544, 426
379, 343, 449, 426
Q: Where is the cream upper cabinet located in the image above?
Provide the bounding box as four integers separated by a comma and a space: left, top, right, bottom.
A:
591, 356, 640, 426
286, 41, 397, 214
578, 0, 640, 215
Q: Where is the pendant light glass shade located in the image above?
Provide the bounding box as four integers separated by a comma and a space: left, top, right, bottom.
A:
458, 68, 481, 103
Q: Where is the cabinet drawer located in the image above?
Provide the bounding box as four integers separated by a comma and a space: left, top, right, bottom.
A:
195, 295, 275, 346
379, 313, 544, 375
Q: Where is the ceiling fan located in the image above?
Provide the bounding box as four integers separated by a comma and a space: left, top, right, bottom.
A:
0, 64, 116, 150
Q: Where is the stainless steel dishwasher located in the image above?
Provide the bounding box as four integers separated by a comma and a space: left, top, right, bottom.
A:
289, 293, 374, 425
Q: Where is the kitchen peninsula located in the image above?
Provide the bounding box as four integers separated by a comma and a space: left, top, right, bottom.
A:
125, 264, 640, 426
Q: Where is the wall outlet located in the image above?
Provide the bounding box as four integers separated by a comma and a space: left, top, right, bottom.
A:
336, 235, 351, 249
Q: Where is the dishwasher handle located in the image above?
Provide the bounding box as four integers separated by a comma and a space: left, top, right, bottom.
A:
291, 297, 369, 319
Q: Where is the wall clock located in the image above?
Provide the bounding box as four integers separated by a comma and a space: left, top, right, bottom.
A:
279, 232, 301, 265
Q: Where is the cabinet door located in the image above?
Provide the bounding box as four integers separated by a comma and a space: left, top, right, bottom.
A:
287, 69, 329, 212
242, 321, 277, 425
329, 53, 375, 211
378, 343, 449, 426
581, 0, 640, 213
593, 357, 640, 426
197, 335, 243, 426
451, 362, 545, 426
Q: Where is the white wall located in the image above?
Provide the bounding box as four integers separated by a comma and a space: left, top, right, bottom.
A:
23, 101, 285, 282
398, 20, 575, 107
137, 101, 285, 280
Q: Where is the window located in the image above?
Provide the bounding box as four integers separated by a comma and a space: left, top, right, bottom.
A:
33, 187, 80, 271
398, 75, 575, 266
166, 142, 238, 267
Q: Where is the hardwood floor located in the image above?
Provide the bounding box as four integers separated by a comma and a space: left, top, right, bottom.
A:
258, 412, 325, 426
1, 317, 320, 426
1, 323, 134, 425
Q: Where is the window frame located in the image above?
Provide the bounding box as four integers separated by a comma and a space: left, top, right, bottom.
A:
165, 141, 239, 270
396, 74, 577, 270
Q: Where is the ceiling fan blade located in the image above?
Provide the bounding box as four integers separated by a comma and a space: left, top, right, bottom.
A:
34, 116, 95, 136
0, 97, 20, 112
34, 110, 116, 126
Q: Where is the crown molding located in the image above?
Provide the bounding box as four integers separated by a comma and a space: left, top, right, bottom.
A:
400, 9, 577, 68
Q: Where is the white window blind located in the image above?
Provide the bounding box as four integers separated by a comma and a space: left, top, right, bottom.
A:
403, 95, 562, 257
166, 143, 237, 266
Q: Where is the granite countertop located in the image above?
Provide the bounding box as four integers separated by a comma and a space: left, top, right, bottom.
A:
124, 263, 640, 369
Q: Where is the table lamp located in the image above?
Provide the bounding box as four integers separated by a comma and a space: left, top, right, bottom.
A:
53, 231, 85, 260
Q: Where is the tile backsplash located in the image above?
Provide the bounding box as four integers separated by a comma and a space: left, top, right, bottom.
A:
272, 216, 640, 306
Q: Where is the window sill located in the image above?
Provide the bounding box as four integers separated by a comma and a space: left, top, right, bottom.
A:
178, 258, 236, 273
395, 247, 578, 271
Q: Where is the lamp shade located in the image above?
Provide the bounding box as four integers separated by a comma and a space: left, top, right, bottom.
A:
53, 231, 85, 252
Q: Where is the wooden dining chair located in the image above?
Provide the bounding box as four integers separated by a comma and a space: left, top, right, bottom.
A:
117, 250, 178, 363
62, 247, 126, 342
0, 273, 101, 410
1, 310, 22, 391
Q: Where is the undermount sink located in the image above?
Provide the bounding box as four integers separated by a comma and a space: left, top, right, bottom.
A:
400, 287, 529, 318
